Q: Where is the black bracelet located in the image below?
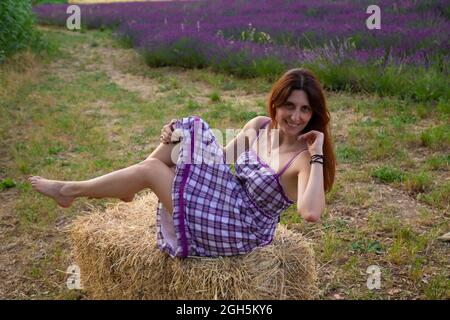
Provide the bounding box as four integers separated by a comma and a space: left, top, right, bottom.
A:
310, 154, 324, 165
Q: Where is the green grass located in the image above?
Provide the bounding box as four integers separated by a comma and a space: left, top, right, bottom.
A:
425, 154, 450, 171
308, 61, 449, 103
420, 124, 450, 151
371, 166, 405, 183
0, 178, 16, 190
209, 90, 221, 102
417, 181, 450, 210
424, 273, 450, 300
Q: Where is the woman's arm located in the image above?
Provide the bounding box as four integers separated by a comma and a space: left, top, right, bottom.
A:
295, 151, 325, 222
295, 130, 326, 222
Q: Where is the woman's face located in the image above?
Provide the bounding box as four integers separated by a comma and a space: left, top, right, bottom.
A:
274, 89, 313, 137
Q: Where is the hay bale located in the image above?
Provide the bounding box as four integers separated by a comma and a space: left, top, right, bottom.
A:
70, 191, 318, 299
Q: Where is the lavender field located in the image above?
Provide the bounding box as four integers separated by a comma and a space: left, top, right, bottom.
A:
34, 0, 449, 102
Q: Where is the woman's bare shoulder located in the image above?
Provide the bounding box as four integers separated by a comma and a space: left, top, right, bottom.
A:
245, 116, 271, 131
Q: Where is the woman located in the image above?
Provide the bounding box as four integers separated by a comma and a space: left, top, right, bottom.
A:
29, 68, 336, 258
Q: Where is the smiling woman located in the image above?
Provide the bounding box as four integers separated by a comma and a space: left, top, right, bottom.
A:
267, 68, 336, 194
29, 68, 336, 258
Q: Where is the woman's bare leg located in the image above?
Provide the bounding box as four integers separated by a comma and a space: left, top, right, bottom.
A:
29, 157, 175, 214
146, 141, 181, 167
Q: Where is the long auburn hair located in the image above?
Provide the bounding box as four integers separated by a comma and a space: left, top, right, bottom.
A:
267, 68, 336, 193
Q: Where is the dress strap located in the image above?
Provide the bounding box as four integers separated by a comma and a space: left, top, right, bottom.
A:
276, 148, 308, 178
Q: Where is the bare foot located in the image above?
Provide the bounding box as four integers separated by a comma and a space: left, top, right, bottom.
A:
28, 176, 75, 208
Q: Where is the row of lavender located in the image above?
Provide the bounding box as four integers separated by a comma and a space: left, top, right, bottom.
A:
33, 0, 449, 100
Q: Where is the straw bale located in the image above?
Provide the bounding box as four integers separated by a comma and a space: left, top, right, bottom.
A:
70, 192, 318, 299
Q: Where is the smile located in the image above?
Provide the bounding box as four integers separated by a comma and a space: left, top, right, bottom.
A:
285, 120, 302, 128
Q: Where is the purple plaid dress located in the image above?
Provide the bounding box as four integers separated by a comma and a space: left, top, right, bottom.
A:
156, 116, 308, 258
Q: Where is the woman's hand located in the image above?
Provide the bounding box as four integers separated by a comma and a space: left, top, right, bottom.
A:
160, 119, 178, 144
297, 130, 324, 155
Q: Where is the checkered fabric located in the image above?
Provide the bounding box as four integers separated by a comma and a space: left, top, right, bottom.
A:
156, 116, 304, 258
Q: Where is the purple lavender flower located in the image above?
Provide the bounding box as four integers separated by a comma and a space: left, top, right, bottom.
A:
33, 0, 450, 70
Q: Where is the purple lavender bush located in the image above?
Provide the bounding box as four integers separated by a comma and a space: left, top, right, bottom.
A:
33, 0, 450, 101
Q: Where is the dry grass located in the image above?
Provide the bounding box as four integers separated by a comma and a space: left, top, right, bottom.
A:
70, 192, 318, 300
